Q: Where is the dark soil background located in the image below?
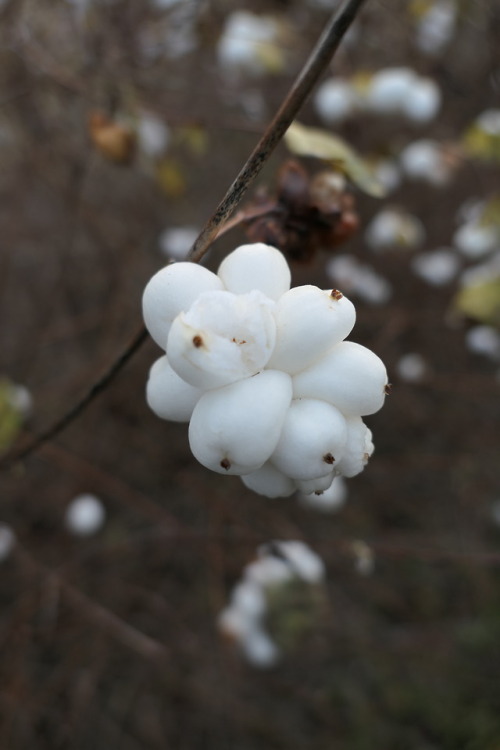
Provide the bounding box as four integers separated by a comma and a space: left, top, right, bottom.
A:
1, 1, 500, 748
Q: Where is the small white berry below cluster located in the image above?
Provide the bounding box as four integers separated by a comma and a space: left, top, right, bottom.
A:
218, 541, 325, 668
142, 243, 389, 498
65, 494, 106, 537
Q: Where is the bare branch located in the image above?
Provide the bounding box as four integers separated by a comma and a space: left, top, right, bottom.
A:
188, 0, 367, 263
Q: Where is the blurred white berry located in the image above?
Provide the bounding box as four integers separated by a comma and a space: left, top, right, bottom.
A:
65, 494, 106, 537
366, 67, 417, 114
314, 78, 358, 124
158, 226, 199, 260
395, 353, 427, 383
241, 626, 280, 667
217, 12, 283, 77
298, 476, 347, 513
465, 326, 500, 360
0, 524, 15, 562
241, 462, 296, 498
415, 0, 456, 56
365, 207, 425, 251
327, 255, 392, 305
453, 222, 498, 259
271, 540, 325, 583
475, 109, 500, 136
6, 383, 33, 418
372, 158, 402, 194
351, 539, 375, 576
137, 112, 170, 158
400, 140, 451, 186
294, 472, 335, 496
366, 67, 440, 123
402, 77, 441, 123
411, 248, 460, 286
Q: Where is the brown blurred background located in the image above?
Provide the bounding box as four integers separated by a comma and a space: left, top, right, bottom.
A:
1, 0, 500, 747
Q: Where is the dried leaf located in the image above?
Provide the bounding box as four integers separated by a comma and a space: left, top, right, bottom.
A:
284, 122, 386, 198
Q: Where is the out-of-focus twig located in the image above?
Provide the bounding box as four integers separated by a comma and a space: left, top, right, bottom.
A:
16, 546, 168, 662
0, 325, 148, 471
188, 0, 367, 262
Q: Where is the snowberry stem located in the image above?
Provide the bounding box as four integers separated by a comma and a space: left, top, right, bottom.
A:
188, 0, 367, 263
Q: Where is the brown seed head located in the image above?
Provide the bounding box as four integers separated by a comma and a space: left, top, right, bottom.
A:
220, 458, 231, 471
192, 335, 203, 348
323, 452, 335, 465
330, 289, 343, 301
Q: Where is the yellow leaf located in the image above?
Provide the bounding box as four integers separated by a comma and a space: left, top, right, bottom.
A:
0, 381, 23, 454
409, 0, 433, 20
462, 124, 500, 163
453, 278, 500, 327
284, 122, 386, 198
176, 126, 209, 157
254, 42, 286, 74
156, 159, 187, 198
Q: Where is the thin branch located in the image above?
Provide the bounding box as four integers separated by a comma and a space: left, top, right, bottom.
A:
188, 0, 367, 263
0, 325, 148, 471
16, 545, 168, 662
0, 0, 366, 470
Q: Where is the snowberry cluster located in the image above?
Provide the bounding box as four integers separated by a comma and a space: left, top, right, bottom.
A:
142, 243, 388, 498
218, 540, 325, 667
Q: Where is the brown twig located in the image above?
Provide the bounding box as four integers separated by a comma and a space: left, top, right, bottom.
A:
0, 325, 148, 471
0, 0, 367, 471
188, 0, 367, 263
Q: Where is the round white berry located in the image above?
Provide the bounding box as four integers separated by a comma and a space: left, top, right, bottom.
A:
334, 417, 374, 478
273, 540, 325, 583
241, 462, 296, 498
188, 370, 292, 475
266, 286, 356, 374
298, 476, 347, 513
146, 355, 202, 422
366, 67, 416, 114
217, 243, 291, 301
453, 222, 497, 259
293, 341, 388, 417
65, 494, 106, 536
0, 524, 15, 562
402, 77, 441, 123
314, 78, 358, 124
230, 580, 267, 621
270, 398, 347, 480
241, 627, 279, 668
142, 263, 223, 349
294, 472, 335, 495
167, 290, 276, 389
